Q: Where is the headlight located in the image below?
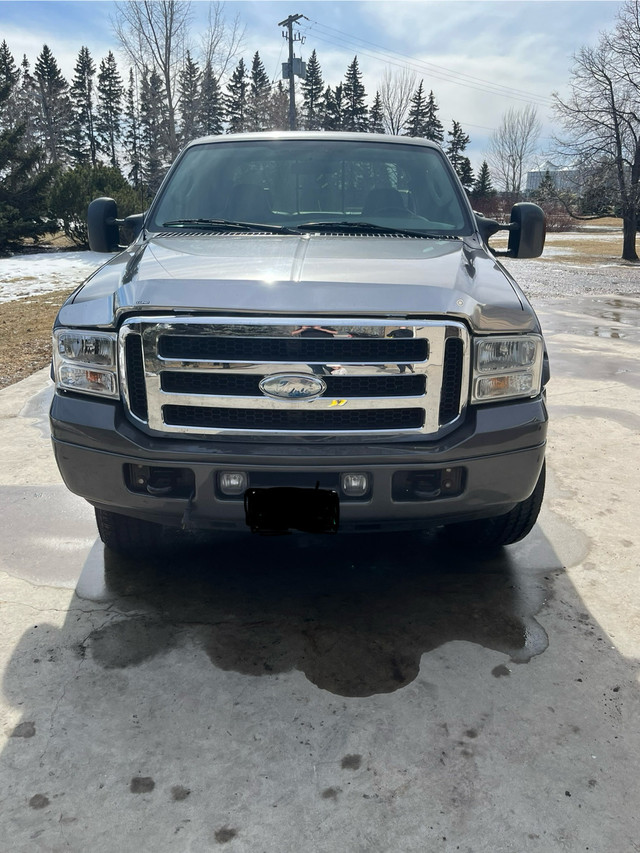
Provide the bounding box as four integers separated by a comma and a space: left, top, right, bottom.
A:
472, 335, 543, 403
53, 330, 119, 398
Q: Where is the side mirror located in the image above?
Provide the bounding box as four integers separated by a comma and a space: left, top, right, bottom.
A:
475, 203, 545, 259
508, 202, 546, 259
88, 197, 120, 252
88, 198, 145, 253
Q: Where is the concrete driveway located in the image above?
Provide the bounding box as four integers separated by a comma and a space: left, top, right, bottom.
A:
0, 294, 639, 852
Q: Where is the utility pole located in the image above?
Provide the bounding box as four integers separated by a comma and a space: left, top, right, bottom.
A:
278, 13, 306, 130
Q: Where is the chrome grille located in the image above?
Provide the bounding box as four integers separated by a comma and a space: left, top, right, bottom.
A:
119, 317, 469, 437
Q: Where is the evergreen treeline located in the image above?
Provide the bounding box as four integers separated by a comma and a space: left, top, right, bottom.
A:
0, 38, 495, 253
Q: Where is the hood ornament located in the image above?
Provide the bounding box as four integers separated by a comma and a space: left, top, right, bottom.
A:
259, 373, 327, 401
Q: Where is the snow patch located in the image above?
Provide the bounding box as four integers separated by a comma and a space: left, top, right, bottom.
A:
0, 251, 105, 304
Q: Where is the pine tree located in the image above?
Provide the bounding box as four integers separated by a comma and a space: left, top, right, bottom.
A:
424, 90, 444, 145
300, 49, 324, 130
123, 68, 143, 192
322, 84, 343, 131
404, 80, 428, 138
96, 51, 123, 167
226, 58, 248, 134
446, 120, 473, 189
342, 56, 368, 131
178, 51, 201, 145
139, 66, 168, 194
0, 41, 20, 128
531, 170, 557, 204
0, 80, 55, 254
369, 91, 385, 134
247, 52, 271, 132
197, 60, 224, 136
471, 161, 495, 200
34, 44, 72, 165
267, 81, 289, 130
69, 46, 97, 166
15, 56, 40, 152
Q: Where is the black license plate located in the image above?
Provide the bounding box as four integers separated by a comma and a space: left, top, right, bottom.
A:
244, 486, 339, 534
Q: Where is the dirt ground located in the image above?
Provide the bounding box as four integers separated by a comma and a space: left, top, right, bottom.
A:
0, 289, 75, 389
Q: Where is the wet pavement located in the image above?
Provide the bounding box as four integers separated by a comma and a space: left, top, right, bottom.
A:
0, 294, 639, 851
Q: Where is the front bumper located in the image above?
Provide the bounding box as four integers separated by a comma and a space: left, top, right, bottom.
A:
50, 392, 547, 533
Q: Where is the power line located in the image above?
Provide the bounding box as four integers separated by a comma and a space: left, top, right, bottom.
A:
301, 18, 554, 108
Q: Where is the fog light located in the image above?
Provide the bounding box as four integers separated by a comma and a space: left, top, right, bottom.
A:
218, 471, 248, 495
340, 473, 369, 497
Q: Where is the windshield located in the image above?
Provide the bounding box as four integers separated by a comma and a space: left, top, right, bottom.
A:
148, 137, 473, 236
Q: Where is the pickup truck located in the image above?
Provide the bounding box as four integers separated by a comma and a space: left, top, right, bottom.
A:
50, 132, 548, 555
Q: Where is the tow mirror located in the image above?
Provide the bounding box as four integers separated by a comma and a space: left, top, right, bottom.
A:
475, 202, 546, 259
88, 197, 145, 253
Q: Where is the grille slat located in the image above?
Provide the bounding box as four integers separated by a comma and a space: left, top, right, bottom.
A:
158, 335, 427, 363
125, 335, 148, 420
163, 405, 425, 432
439, 338, 464, 423
161, 372, 426, 398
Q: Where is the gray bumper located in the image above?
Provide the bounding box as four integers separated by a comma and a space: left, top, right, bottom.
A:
50, 392, 547, 532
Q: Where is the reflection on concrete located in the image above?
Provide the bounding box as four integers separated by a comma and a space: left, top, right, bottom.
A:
75, 526, 564, 697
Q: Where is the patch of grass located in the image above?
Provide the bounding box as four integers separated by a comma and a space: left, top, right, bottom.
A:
0, 289, 74, 389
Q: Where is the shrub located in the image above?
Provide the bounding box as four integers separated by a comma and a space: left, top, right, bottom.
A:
49, 164, 142, 247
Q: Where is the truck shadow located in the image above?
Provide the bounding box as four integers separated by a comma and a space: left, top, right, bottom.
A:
71, 526, 560, 698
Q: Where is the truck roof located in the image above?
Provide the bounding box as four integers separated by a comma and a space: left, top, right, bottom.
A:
182, 131, 443, 151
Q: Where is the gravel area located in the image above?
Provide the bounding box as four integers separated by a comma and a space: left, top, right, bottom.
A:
502, 257, 639, 300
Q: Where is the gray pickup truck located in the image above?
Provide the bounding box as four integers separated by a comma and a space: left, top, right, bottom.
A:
50, 132, 548, 554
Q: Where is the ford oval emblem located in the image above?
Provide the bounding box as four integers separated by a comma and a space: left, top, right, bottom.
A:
259, 373, 327, 401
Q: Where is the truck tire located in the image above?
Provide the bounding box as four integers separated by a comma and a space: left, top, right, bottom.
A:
95, 508, 164, 556
440, 462, 545, 550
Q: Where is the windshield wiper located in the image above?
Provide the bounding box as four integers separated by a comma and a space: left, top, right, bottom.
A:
161, 218, 297, 234
295, 221, 458, 239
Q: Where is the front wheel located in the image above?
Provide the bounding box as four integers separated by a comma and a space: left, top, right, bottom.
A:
95, 508, 165, 556
439, 462, 546, 550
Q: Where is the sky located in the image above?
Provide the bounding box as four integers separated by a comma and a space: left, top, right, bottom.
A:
0, 0, 624, 170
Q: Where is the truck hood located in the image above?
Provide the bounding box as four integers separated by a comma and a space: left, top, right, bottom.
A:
61, 233, 537, 332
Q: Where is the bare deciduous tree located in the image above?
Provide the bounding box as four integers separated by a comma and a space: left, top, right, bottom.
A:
201, 1, 245, 81
378, 67, 416, 136
113, 0, 192, 158
486, 105, 541, 200
553, 1, 640, 261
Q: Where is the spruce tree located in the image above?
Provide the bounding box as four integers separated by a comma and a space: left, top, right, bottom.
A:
0, 81, 55, 254
34, 44, 72, 165
197, 60, 224, 136
0, 41, 20, 128
321, 84, 343, 131
404, 81, 428, 138
178, 51, 201, 144
472, 161, 495, 200
267, 81, 289, 130
424, 90, 444, 144
226, 58, 248, 134
446, 120, 473, 189
15, 56, 39, 152
247, 52, 271, 132
139, 66, 168, 194
369, 91, 385, 134
96, 51, 123, 167
123, 68, 143, 193
342, 56, 368, 131
300, 49, 324, 130
69, 46, 97, 166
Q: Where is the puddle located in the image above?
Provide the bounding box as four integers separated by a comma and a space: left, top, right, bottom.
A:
536, 294, 640, 344
75, 525, 569, 697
